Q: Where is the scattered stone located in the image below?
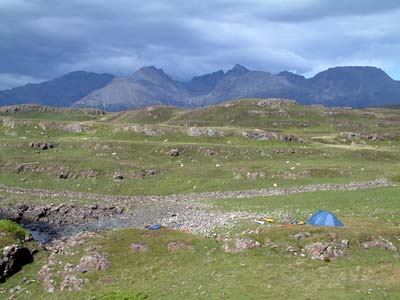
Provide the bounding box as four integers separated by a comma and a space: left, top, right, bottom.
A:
9, 285, 24, 294
22, 277, 35, 284
145, 169, 158, 176
198, 147, 217, 156
223, 237, 261, 253
117, 125, 165, 136
131, 243, 148, 253
187, 127, 223, 137
246, 172, 266, 180
361, 239, 397, 252
29, 142, 54, 150
76, 251, 110, 273
242, 130, 303, 143
38, 232, 108, 292
256, 99, 297, 106
293, 232, 311, 240
167, 241, 192, 252
340, 132, 388, 142
286, 245, 301, 255
60, 274, 88, 291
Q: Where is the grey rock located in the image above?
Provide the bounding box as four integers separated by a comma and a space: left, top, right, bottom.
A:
361, 239, 397, 251
0, 245, 33, 282
169, 149, 180, 156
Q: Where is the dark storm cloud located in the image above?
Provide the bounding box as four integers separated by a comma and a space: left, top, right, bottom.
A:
0, 0, 399, 89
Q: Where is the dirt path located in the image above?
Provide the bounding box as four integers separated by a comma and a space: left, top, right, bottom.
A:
0, 179, 394, 205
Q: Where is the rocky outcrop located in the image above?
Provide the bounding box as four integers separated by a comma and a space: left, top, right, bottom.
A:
63, 123, 85, 133
169, 149, 180, 156
4, 162, 99, 179
256, 99, 297, 106
242, 130, 304, 143
186, 127, 223, 137
0, 245, 33, 282
0, 204, 124, 242
38, 232, 109, 293
29, 141, 55, 150
340, 132, 388, 142
0, 105, 104, 115
305, 239, 349, 260
222, 237, 261, 253
361, 239, 398, 251
116, 125, 165, 136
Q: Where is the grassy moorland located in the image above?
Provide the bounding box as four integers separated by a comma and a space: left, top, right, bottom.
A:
0, 99, 400, 299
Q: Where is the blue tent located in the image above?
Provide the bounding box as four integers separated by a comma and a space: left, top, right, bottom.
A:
306, 210, 344, 227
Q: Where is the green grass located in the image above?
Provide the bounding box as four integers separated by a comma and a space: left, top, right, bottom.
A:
0, 219, 27, 248
1, 225, 399, 300
208, 186, 400, 222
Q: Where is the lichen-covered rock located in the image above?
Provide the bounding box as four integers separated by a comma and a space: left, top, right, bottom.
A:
305, 239, 349, 260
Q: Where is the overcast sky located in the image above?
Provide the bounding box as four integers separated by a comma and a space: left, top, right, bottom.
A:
1, 0, 400, 89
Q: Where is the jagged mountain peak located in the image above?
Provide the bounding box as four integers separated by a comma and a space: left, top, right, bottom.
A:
225, 64, 249, 77
2, 64, 400, 110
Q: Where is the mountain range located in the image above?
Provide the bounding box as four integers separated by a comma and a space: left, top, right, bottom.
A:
1, 65, 400, 111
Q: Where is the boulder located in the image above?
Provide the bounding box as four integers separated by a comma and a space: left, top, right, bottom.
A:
169, 149, 180, 156
0, 245, 33, 282
58, 169, 69, 179
113, 173, 123, 181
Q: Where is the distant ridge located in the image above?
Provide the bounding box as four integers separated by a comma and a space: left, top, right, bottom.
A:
73, 66, 190, 111
1, 71, 115, 107
2, 65, 400, 110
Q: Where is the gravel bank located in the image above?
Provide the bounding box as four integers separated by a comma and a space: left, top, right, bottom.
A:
0, 179, 393, 205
